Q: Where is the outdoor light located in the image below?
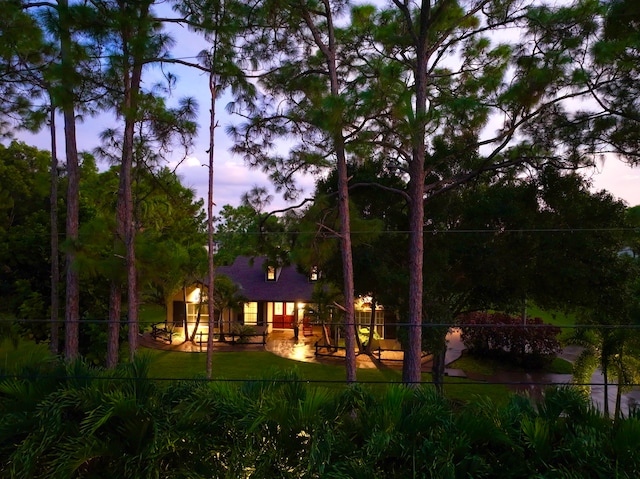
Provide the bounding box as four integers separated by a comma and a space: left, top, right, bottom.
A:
188, 287, 201, 303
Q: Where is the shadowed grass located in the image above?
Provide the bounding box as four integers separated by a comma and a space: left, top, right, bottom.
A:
449, 353, 573, 376
0, 331, 514, 406
527, 304, 576, 342
143, 347, 511, 403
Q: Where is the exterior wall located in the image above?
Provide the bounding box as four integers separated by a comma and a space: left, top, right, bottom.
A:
166, 282, 396, 340
383, 310, 398, 339
167, 284, 206, 325
355, 309, 385, 338
354, 296, 388, 339
266, 302, 273, 333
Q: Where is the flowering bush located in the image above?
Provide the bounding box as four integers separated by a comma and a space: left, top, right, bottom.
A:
459, 312, 561, 367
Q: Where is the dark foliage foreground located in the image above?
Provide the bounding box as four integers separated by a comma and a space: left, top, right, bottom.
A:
0, 356, 639, 478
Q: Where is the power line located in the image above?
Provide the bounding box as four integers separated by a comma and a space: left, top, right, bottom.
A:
213, 227, 640, 235
45, 227, 640, 237
0, 373, 621, 389
3, 318, 639, 329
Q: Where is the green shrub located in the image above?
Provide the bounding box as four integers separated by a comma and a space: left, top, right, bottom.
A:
231, 323, 256, 343
460, 311, 561, 368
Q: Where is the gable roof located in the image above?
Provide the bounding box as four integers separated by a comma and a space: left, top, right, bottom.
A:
216, 256, 315, 302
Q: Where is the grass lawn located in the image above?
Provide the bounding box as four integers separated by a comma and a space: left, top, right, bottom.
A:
0, 334, 510, 405
144, 347, 511, 404
449, 353, 573, 376
146, 348, 405, 385
526, 304, 577, 343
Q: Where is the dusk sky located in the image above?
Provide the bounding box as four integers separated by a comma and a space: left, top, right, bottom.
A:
10, 78, 640, 215
7, 2, 640, 213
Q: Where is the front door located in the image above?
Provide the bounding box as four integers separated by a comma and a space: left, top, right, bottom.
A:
273, 302, 295, 329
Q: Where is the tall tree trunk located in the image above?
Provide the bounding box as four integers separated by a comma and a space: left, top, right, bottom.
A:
603, 360, 610, 418
321, 317, 331, 347
303, 0, 357, 383
107, 162, 127, 367
182, 285, 190, 341
59, 0, 80, 360
365, 298, 376, 355
123, 127, 138, 362
206, 67, 217, 379
402, 0, 430, 386
335, 133, 356, 384
49, 103, 60, 355
119, 0, 151, 361
431, 344, 446, 395
190, 282, 204, 342
614, 366, 623, 422
218, 311, 226, 342
403, 125, 426, 386
106, 283, 121, 368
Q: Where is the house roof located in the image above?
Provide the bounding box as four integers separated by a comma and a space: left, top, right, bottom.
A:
216, 256, 315, 303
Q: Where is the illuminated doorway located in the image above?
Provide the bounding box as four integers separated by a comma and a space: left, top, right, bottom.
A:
273, 302, 295, 329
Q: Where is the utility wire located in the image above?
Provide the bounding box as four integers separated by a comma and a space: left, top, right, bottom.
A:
3, 318, 639, 329
0, 374, 620, 388
212, 227, 640, 235
47, 227, 640, 237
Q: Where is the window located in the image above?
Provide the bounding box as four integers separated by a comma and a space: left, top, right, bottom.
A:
309, 266, 319, 282
187, 303, 209, 328
266, 265, 276, 281
244, 302, 258, 325
355, 310, 385, 338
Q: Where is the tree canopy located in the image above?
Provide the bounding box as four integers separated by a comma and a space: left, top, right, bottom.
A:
1, 0, 639, 379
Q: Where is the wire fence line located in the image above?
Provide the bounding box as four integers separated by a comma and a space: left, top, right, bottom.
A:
0, 375, 608, 387
213, 227, 640, 235
49, 227, 640, 238
2, 318, 638, 329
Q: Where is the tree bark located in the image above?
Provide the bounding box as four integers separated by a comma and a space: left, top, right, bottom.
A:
431, 349, 446, 396
304, 0, 357, 384
615, 368, 623, 422
401, 0, 430, 386
603, 360, 610, 418
206, 68, 217, 379
106, 283, 121, 368
49, 103, 60, 355
119, 0, 152, 362
403, 89, 427, 385
182, 285, 190, 341
335, 125, 356, 383
107, 155, 127, 368
365, 298, 376, 355
59, 0, 80, 360
190, 282, 204, 342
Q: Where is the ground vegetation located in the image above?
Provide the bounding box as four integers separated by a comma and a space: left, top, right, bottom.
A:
1, 354, 639, 478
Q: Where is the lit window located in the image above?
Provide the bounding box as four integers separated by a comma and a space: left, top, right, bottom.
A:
309, 266, 319, 282
244, 302, 258, 325
266, 265, 276, 281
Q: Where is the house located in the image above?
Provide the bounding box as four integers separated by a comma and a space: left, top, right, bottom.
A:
167, 256, 317, 337
166, 255, 398, 341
